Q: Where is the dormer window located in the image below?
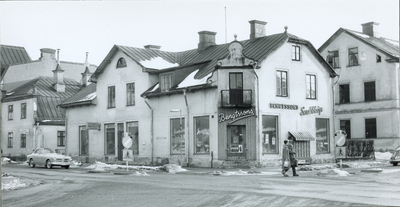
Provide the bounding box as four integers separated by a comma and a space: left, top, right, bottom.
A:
376, 54, 381, 63
117, 58, 127, 68
160, 73, 174, 92
327, 50, 339, 68
292, 45, 300, 61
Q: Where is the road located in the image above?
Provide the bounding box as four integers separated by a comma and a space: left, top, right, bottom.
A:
2, 163, 400, 207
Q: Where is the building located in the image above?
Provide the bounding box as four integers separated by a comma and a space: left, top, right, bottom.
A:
1, 50, 93, 159
319, 22, 400, 153
0, 45, 32, 81
61, 20, 337, 167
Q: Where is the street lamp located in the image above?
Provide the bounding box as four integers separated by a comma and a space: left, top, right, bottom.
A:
170, 109, 183, 166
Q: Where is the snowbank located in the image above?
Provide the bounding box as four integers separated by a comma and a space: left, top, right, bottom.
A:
1, 157, 17, 164
85, 161, 161, 172
159, 164, 187, 174
375, 152, 392, 160
315, 169, 351, 177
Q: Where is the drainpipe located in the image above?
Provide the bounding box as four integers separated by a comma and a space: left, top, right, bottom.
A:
183, 89, 190, 167
252, 62, 260, 165
144, 97, 154, 166
332, 74, 340, 159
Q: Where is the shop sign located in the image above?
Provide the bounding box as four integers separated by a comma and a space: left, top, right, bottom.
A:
86, 122, 101, 130
20, 129, 29, 134
230, 144, 243, 153
219, 109, 255, 123
270, 103, 299, 110
300, 106, 323, 116
336, 147, 347, 159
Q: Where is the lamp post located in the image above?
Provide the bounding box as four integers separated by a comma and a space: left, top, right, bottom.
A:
170, 109, 183, 166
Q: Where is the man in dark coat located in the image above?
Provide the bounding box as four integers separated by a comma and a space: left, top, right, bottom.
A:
282, 139, 299, 177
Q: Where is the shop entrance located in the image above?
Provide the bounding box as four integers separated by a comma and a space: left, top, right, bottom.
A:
227, 125, 246, 157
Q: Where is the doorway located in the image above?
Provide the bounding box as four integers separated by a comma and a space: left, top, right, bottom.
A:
227, 125, 246, 157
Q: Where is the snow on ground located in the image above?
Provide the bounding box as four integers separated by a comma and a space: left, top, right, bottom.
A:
1, 173, 43, 191
375, 152, 392, 160
2, 157, 18, 164
315, 169, 351, 177
85, 161, 161, 172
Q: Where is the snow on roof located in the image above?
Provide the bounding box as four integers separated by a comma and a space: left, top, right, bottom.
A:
81, 92, 96, 101
385, 38, 400, 48
351, 31, 370, 39
139, 57, 179, 69
177, 69, 211, 88
150, 83, 159, 92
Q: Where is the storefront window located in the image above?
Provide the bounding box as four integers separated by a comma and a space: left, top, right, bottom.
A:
170, 118, 185, 155
127, 122, 139, 155
262, 115, 279, 154
79, 126, 89, 155
316, 118, 330, 153
194, 116, 210, 154
105, 124, 115, 155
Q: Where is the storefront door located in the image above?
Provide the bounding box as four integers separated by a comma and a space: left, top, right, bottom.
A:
227, 125, 246, 157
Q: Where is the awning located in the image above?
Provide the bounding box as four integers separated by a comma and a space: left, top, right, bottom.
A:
288, 131, 316, 141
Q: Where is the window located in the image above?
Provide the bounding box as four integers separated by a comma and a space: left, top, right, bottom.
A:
117, 58, 127, 68
127, 122, 139, 155
229, 73, 243, 105
292, 45, 300, 61
316, 118, 329, 154
21, 103, 26, 119
339, 84, 350, 103
327, 50, 339, 68
364, 81, 376, 102
108, 86, 116, 108
79, 126, 89, 155
105, 124, 115, 155
348, 47, 358, 66
306, 74, 316, 99
21, 134, 26, 148
340, 120, 351, 139
160, 73, 174, 92
376, 54, 381, 63
262, 115, 279, 154
8, 132, 13, 148
170, 118, 185, 155
8, 105, 13, 120
57, 131, 66, 147
126, 83, 135, 106
276, 71, 288, 97
365, 118, 377, 138
194, 116, 210, 154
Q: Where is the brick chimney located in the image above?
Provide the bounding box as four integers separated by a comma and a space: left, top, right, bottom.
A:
249, 20, 267, 42
198, 31, 216, 51
52, 49, 65, 92
144, 45, 161, 50
361, 22, 380, 38
39, 48, 56, 60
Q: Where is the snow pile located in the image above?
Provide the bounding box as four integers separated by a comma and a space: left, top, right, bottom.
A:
86, 161, 161, 172
131, 171, 150, 176
298, 165, 335, 171
375, 152, 392, 160
343, 161, 386, 168
315, 169, 351, 177
177, 69, 212, 88
70, 160, 83, 168
2, 177, 27, 190
209, 169, 268, 176
140, 57, 178, 69
2, 157, 17, 164
159, 164, 187, 174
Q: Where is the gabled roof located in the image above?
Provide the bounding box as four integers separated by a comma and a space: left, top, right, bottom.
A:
0, 45, 32, 79
59, 83, 97, 108
318, 28, 399, 62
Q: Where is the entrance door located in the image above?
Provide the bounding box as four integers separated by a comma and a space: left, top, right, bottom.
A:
227, 125, 246, 156
117, 123, 124, 161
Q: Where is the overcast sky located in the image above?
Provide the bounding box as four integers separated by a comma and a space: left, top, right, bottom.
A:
1, 0, 398, 66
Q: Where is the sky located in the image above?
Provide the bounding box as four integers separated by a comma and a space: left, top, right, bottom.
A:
0, 0, 398, 66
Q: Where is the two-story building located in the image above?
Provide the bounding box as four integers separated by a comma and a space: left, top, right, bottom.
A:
61, 20, 337, 167
319, 22, 400, 153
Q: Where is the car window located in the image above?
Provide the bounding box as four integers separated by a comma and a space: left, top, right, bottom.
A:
36, 149, 43, 154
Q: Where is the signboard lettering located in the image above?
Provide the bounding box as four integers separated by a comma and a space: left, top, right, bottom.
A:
20, 129, 29, 134
270, 103, 298, 110
219, 109, 255, 123
87, 122, 101, 130
300, 106, 323, 116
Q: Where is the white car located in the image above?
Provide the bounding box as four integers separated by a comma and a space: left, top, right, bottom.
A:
27, 148, 72, 169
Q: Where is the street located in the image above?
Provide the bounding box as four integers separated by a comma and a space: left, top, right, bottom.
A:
2, 163, 400, 207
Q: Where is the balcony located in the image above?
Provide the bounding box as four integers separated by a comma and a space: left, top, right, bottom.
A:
221, 90, 252, 107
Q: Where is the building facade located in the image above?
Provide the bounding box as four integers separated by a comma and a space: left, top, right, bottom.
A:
61, 20, 337, 167
319, 22, 400, 152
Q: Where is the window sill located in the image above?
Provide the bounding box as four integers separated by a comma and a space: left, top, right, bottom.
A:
346, 64, 361, 68
194, 153, 210, 155
107, 107, 116, 109
126, 104, 135, 107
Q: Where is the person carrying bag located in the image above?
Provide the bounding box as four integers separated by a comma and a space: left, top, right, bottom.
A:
282, 139, 299, 177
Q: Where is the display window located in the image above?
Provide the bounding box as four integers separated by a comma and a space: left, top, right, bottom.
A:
194, 116, 210, 154
105, 123, 115, 155
79, 126, 89, 155
262, 115, 279, 154
170, 118, 185, 155
127, 122, 139, 155
316, 118, 330, 153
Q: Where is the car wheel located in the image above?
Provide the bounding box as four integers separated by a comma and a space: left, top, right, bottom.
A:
393, 162, 398, 166
46, 160, 53, 169
29, 159, 35, 168
64, 165, 70, 169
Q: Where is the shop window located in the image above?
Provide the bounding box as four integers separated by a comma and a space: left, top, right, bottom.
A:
365, 118, 377, 138
327, 50, 339, 68
126, 82, 135, 106
348, 47, 359, 66
57, 131, 65, 147
170, 118, 185, 155
292, 45, 300, 61
364, 81, 376, 102
276, 71, 288, 97
105, 124, 115, 155
79, 126, 89, 155
262, 115, 279, 154
376, 54, 381, 63
316, 118, 330, 154
8, 132, 13, 148
127, 122, 139, 155
194, 116, 210, 154
20, 134, 26, 148
306, 74, 316, 99
21, 103, 27, 119
229, 73, 243, 105
116, 58, 127, 68
160, 73, 174, 92
339, 84, 350, 104
108, 86, 116, 108
8, 105, 13, 120
340, 120, 351, 139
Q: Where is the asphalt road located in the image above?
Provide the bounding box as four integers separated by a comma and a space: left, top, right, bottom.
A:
2, 163, 400, 207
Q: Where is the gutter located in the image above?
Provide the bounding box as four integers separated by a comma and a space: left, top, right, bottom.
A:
332, 74, 340, 160
144, 97, 154, 166
251, 62, 260, 164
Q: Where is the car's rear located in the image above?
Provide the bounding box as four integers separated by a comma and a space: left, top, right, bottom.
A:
390, 148, 400, 166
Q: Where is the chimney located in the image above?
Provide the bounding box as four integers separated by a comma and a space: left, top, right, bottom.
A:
361, 22, 380, 38
249, 20, 267, 42
198, 31, 216, 51
52, 49, 65, 92
81, 52, 92, 87
39, 48, 56, 60
32, 84, 38, 94
84, 52, 89, 67
144, 45, 161, 50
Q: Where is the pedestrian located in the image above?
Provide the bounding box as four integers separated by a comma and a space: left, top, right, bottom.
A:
282, 139, 299, 177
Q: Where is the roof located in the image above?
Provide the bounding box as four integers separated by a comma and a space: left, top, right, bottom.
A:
288, 131, 316, 141
36, 96, 67, 124
0, 45, 32, 78
318, 28, 399, 62
59, 83, 97, 108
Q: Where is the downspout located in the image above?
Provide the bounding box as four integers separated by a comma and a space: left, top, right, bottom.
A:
144, 97, 154, 166
252, 62, 260, 165
332, 74, 340, 157
65, 111, 68, 156
183, 89, 190, 167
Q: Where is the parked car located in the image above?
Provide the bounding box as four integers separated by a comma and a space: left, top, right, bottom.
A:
27, 148, 72, 169
390, 146, 400, 166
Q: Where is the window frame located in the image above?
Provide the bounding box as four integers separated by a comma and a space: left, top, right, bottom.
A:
327, 50, 339, 68
21, 103, 27, 119
8, 105, 13, 120
170, 117, 185, 155
316, 118, 330, 154
376, 54, 381, 63
340, 120, 351, 139
57, 131, 66, 147
116, 57, 127, 68
364, 81, 376, 102
365, 118, 377, 138
276, 70, 288, 97
108, 86, 116, 108
292, 45, 300, 61
126, 82, 135, 106
160, 73, 174, 92
105, 123, 116, 155
339, 84, 350, 104
306, 74, 316, 99
126, 121, 139, 155
79, 126, 89, 156
194, 116, 210, 155
262, 115, 279, 154
348, 47, 359, 66
8, 132, 13, 148
20, 133, 26, 148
